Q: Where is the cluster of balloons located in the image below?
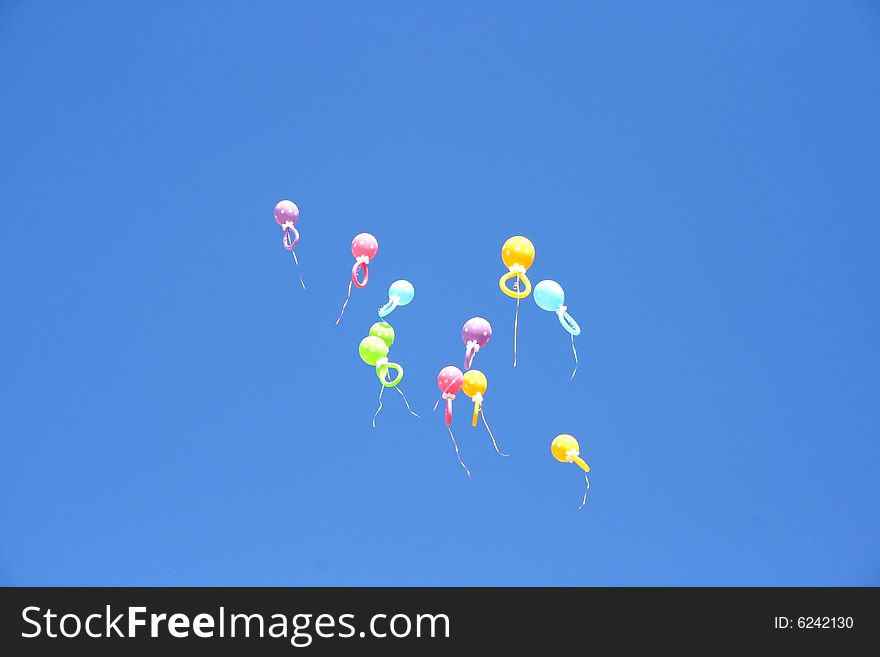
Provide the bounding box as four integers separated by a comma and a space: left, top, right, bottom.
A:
273, 202, 591, 508
498, 235, 582, 378
359, 321, 418, 427
433, 316, 508, 479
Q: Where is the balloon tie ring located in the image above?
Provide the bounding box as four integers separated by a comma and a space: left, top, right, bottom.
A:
352, 255, 370, 289
281, 222, 300, 250
433, 379, 458, 412
464, 339, 481, 369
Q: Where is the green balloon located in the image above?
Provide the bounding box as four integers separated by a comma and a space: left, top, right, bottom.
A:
359, 336, 389, 366
369, 321, 395, 348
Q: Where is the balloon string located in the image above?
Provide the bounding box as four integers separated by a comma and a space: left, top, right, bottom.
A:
447, 425, 471, 479
336, 279, 353, 325
570, 332, 578, 380
395, 386, 420, 417
290, 250, 306, 289
579, 473, 591, 510
480, 409, 508, 457
372, 384, 385, 428
513, 275, 520, 367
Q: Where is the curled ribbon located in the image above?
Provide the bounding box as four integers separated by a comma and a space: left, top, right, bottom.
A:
352, 255, 370, 289
499, 264, 531, 299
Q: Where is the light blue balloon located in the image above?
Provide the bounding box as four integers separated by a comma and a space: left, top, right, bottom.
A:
535, 279, 580, 336
378, 279, 415, 317
389, 279, 415, 306
533, 280, 565, 312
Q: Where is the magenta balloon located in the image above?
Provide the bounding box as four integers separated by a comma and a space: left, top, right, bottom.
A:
437, 366, 463, 395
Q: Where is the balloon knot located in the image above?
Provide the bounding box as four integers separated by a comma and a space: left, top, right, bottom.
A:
473, 392, 483, 404
281, 220, 296, 230
376, 357, 388, 367
566, 449, 579, 462
442, 392, 456, 401
509, 264, 527, 274
556, 305, 567, 315
466, 339, 481, 353
356, 255, 370, 264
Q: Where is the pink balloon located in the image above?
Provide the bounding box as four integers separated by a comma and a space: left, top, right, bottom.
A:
274, 200, 299, 226
437, 366, 463, 395
351, 233, 379, 260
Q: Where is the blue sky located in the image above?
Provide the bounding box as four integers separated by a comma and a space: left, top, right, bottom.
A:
1, 1, 878, 585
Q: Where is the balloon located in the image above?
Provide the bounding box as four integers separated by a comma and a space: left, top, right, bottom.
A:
461, 370, 507, 456
336, 232, 379, 324
499, 236, 535, 298
359, 328, 418, 427
351, 232, 379, 274
274, 199, 305, 288
501, 235, 536, 272
498, 236, 535, 366
274, 199, 299, 226
551, 434, 591, 509
462, 317, 492, 370
358, 335, 402, 387
461, 369, 487, 426
461, 369, 487, 400
534, 279, 564, 312
378, 279, 415, 318
358, 335, 388, 367
534, 280, 580, 335
436, 365, 470, 478
437, 365, 463, 425
533, 279, 581, 378
369, 321, 395, 348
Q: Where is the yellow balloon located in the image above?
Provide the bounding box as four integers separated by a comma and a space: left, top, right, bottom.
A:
499, 237, 534, 299
501, 236, 535, 271
551, 434, 590, 472
462, 370, 487, 426
461, 370, 487, 398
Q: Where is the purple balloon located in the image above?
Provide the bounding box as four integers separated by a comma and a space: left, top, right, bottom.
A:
462, 317, 492, 369
274, 200, 299, 226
